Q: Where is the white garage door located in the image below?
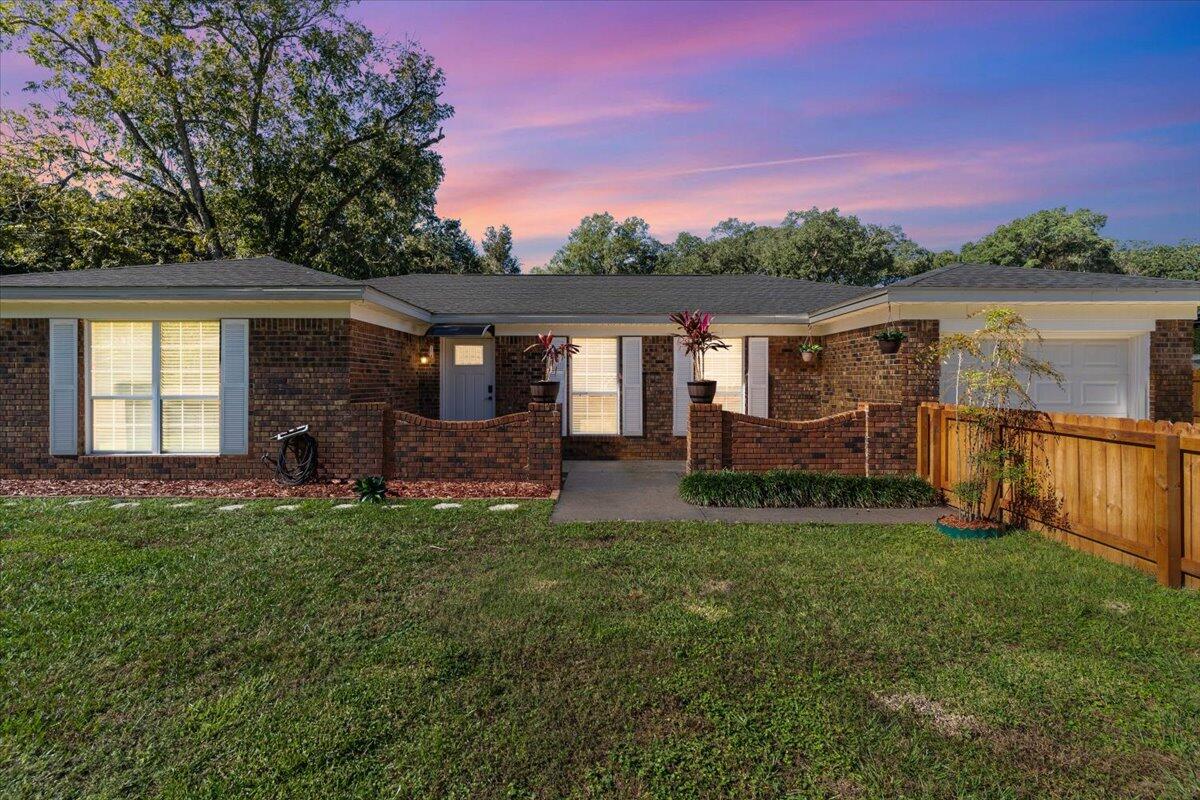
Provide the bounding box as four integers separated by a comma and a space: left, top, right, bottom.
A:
940, 338, 1131, 417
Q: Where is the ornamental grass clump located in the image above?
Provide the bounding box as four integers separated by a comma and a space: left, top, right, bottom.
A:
926, 307, 1065, 531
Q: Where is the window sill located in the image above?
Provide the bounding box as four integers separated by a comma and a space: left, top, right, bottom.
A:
84, 453, 224, 458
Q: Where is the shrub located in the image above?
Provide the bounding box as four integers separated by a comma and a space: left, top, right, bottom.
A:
353, 475, 388, 503
679, 470, 938, 508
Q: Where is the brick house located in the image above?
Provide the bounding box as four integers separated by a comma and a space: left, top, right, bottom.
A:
1, 258, 1196, 480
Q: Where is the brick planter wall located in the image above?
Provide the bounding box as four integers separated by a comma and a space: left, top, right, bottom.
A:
392, 403, 561, 488
686, 401, 904, 475
1150, 319, 1194, 422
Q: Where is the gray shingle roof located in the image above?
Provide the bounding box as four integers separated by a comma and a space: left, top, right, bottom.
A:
888, 262, 1199, 290
0, 257, 355, 288
365, 274, 869, 316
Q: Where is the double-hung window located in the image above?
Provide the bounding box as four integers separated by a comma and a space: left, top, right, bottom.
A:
569, 338, 620, 435
88, 321, 221, 454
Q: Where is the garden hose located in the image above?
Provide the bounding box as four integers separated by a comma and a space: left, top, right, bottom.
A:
262, 426, 318, 485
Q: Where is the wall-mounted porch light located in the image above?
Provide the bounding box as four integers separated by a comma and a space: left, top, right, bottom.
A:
419, 344, 435, 365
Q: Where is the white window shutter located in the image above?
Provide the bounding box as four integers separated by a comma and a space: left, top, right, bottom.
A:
747, 337, 769, 417
672, 337, 690, 436
48, 319, 78, 455
549, 335, 569, 435
621, 337, 643, 436
219, 319, 249, 454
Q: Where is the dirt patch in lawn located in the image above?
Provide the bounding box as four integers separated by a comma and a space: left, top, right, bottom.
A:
0, 478, 553, 500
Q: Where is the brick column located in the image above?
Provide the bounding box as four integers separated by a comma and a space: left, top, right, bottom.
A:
859, 402, 904, 476
527, 402, 562, 489
686, 403, 724, 472
1150, 319, 1194, 422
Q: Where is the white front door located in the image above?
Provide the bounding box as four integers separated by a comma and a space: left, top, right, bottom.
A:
440, 338, 495, 420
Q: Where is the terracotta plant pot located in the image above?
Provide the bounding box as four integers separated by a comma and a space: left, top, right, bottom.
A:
877, 338, 902, 355
800, 350, 819, 364
935, 514, 1007, 540
687, 380, 718, 403
530, 380, 560, 403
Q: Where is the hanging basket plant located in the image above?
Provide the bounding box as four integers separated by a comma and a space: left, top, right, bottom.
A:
874, 327, 907, 354
798, 341, 823, 364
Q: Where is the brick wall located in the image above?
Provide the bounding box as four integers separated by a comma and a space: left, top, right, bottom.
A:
0, 317, 390, 481
1150, 319, 1194, 422
769, 335, 822, 419
348, 320, 438, 416
686, 401, 904, 475
393, 403, 561, 488
817, 320, 940, 471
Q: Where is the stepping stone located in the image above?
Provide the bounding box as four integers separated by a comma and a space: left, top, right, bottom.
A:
66, 499, 95, 506
489, 503, 520, 511
3, 500, 19, 506
273, 504, 299, 512
217, 504, 245, 512
110, 502, 140, 509
333, 503, 357, 510
169, 502, 195, 508
432, 502, 462, 510
384, 504, 406, 510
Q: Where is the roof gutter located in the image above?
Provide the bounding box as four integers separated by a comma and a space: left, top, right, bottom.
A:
426, 312, 814, 325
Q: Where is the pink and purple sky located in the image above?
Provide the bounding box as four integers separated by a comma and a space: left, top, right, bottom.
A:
2, 0, 1198, 268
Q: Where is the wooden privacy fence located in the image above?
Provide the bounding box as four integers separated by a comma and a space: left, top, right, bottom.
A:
917, 402, 1199, 589
1193, 368, 1199, 424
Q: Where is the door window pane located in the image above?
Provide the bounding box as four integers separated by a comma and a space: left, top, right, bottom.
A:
570, 338, 619, 435
454, 344, 484, 366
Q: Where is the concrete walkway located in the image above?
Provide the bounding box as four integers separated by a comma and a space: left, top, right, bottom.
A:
551, 460, 947, 524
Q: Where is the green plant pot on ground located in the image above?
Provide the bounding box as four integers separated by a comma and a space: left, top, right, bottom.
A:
935, 514, 1007, 539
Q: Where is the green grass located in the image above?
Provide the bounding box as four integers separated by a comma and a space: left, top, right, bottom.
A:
2, 498, 1199, 799
679, 469, 938, 508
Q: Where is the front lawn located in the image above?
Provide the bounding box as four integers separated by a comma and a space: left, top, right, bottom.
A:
2, 499, 1198, 798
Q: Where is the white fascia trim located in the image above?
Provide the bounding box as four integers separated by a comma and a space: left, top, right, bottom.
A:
432, 313, 812, 325
360, 286, 433, 323
808, 287, 1200, 322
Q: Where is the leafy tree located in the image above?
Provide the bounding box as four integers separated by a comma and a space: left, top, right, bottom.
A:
1113, 240, 1199, 281
481, 224, 521, 274
959, 208, 1118, 273
0, 150, 202, 274
544, 213, 663, 274
0, 0, 461, 277
402, 218, 482, 274
658, 208, 925, 285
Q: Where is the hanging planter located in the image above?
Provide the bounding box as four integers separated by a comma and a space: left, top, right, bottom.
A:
798, 342, 823, 365
874, 328, 907, 354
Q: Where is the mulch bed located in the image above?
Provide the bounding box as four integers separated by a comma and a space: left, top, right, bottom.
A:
0, 479, 553, 500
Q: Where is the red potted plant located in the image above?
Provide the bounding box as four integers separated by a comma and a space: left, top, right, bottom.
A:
524, 333, 580, 403
669, 309, 730, 403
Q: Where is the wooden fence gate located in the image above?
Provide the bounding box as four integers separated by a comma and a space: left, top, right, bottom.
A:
917, 403, 1199, 589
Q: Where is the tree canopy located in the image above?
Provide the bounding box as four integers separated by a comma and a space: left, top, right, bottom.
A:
958, 208, 1119, 273
542, 213, 663, 274
0, 0, 492, 277
481, 225, 521, 274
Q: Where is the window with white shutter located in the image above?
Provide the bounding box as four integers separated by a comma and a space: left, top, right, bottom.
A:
88, 320, 222, 454
569, 338, 620, 435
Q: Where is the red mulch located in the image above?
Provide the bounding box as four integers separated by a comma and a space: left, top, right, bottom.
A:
0, 478, 552, 500
937, 514, 1006, 531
